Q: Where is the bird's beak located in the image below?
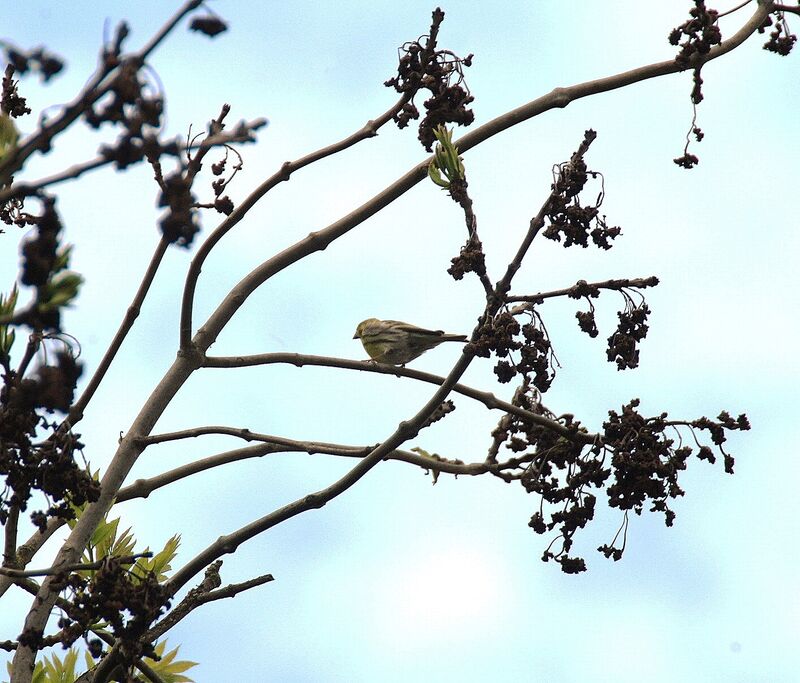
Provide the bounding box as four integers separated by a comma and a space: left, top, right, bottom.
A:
352, 332, 358, 339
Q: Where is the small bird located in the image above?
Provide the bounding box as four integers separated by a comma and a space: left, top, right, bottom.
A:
353, 318, 468, 366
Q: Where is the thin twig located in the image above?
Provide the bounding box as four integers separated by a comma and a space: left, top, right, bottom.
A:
202, 352, 587, 440
64, 238, 170, 429
118, 438, 491, 505
164, 354, 477, 596
0, 157, 110, 202
0, 553, 152, 579
717, 0, 754, 20
507, 276, 660, 305
146, 570, 274, 641
494, 131, 597, 302
0, 517, 62, 599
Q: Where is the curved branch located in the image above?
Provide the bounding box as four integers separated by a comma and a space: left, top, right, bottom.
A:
146, 568, 274, 643
0, 157, 111, 202
118, 443, 279, 501
178, 92, 412, 349
118, 437, 488, 505
164, 345, 482, 596
202, 352, 588, 441
453, 2, 774, 156
138, 0, 203, 61
495, 131, 597, 300
0, 553, 150, 579
0, 517, 63, 599
65, 238, 170, 429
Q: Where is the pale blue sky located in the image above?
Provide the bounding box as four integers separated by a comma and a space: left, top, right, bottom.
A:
2, 2, 798, 682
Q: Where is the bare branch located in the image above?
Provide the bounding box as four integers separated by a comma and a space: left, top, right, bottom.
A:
717, 1, 754, 20
0, 553, 151, 579
2, 505, 20, 570
507, 276, 660, 305
0, 518, 62, 599
118, 435, 491, 506
178, 91, 412, 349
64, 238, 170, 429
202, 353, 586, 440
772, 4, 800, 16
118, 443, 280, 501
453, 2, 774, 157
0, 157, 111, 202
146, 562, 273, 641
494, 131, 597, 302
138, 1, 203, 61
164, 342, 482, 597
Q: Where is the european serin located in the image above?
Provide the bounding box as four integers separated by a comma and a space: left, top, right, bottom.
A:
353, 318, 467, 365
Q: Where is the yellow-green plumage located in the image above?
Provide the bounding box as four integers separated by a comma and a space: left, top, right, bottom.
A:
353, 318, 467, 365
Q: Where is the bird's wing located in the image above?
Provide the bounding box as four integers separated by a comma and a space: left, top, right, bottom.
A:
388, 320, 444, 337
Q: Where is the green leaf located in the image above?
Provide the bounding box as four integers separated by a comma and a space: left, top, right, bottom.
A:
135, 534, 181, 582
39, 649, 79, 682
0, 285, 18, 359
52, 245, 74, 274
0, 113, 18, 162
0, 285, 17, 315
427, 161, 450, 188
429, 124, 465, 186
31, 662, 48, 683
38, 272, 83, 312
78, 514, 137, 574
141, 641, 198, 683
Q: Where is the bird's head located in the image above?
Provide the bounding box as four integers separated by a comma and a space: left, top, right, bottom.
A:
353, 318, 377, 339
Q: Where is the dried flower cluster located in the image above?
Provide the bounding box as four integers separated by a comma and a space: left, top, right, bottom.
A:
384, 7, 475, 151
760, 11, 797, 56
49, 559, 170, 665
543, 157, 620, 250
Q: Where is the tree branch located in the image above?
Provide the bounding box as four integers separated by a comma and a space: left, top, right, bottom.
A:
146, 564, 273, 642
0, 518, 62, 599
202, 353, 586, 440
494, 131, 597, 303
163, 127, 598, 594
0, 157, 110, 203
507, 276, 660, 305
453, 1, 774, 157
118, 435, 492, 506
0, 553, 151, 579
64, 238, 170, 429
178, 91, 412, 349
